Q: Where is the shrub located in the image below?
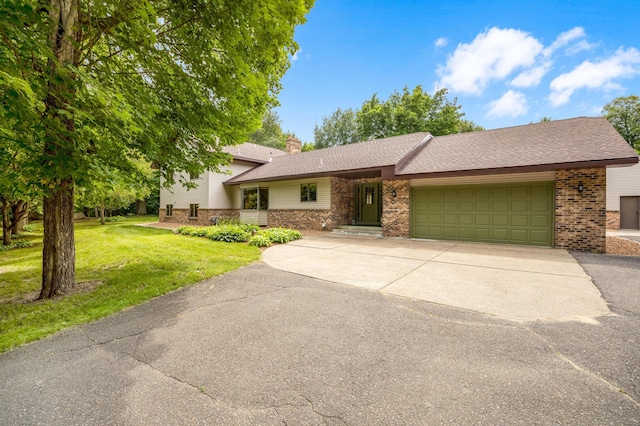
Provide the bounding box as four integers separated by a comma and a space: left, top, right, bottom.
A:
102, 215, 126, 223
0, 240, 35, 251
177, 226, 211, 237
240, 224, 260, 233
215, 217, 240, 226
248, 234, 272, 247
22, 224, 36, 233
261, 227, 302, 244
207, 225, 251, 243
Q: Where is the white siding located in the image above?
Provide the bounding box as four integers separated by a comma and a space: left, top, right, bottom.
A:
160, 161, 258, 210
262, 177, 331, 210
410, 171, 555, 187
607, 161, 640, 210
160, 173, 209, 210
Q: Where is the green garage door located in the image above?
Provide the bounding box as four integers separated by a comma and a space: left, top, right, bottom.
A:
411, 182, 554, 246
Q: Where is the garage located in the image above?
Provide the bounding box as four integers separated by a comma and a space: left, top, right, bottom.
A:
410, 182, 554, 246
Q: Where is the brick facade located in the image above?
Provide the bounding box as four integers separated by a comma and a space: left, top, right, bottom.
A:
606, 211, 620, 230
554, 168, 606, 252
160, 208, 239, 226
267, 177, 354, 230
381, 180, 410, 237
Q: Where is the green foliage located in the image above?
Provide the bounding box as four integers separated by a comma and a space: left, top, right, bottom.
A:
21, 224, 36, 233
207, 225, 252, 243
602, 95, 640, 152
260, 227, 302, 244
215, 217, 240, 226
248, 109, 288, 150
102, 215, 126, 223
314, 108, 360, 149
0, 219, 260, 352
177, 226, 211, 237
0, 239, 34, 251
248, 234, 272, 247
313, 85, 483, 148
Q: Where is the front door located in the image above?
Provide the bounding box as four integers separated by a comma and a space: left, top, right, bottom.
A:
355, 183, 381, 225
620, 196, 640, 229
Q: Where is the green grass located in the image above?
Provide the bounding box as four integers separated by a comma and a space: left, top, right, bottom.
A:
0, 216, 261, 352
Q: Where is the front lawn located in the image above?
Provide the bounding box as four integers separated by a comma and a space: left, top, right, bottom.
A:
0, 217, 261, 352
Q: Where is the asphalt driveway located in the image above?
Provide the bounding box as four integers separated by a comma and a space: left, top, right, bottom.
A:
263, 235, 611, 322
1, 242, 638, 425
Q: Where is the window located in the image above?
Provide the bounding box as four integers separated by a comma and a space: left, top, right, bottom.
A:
301, 183, 317, 202
166, 204, 173, 217
189, 203, 199, 218
242, 187, 268, 210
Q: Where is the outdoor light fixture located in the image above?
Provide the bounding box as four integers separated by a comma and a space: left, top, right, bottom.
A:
578, 182, 584, 193
391, 190, 397, 198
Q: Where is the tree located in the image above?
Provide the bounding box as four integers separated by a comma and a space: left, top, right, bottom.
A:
247, 109, 287, 150
313, 108, 360, 148
602, 95, 640, 152
1, 0, 314, 298
314, 85, 483, 148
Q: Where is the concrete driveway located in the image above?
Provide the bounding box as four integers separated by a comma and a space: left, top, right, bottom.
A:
263, 235, 611, 322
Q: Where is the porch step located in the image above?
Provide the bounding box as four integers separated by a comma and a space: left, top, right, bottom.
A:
331, 225, 383, 237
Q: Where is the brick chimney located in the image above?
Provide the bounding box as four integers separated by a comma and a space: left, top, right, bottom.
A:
286, 136, 302, 155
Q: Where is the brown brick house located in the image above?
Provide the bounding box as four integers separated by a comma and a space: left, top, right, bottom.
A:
161, 117, 638, 253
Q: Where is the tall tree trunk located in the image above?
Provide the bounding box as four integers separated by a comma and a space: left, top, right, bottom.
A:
40, 180, 76, 298
94, 206, 99, 218
100, 205, 105, 225
135, 199, 147, 215
39, 0, 79, 298
1, 197, 12, 246
11, 201, 29, 235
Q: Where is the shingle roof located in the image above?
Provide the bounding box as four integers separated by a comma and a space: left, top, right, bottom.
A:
223, 143, 286, 164
225, 117, 637, 184
398, 117, 637, 176
225, 133, 430, 183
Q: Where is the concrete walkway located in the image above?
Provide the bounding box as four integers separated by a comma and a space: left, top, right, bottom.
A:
263, 235, 611, 322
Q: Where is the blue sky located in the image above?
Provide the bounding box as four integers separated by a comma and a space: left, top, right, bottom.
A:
275, 0, 640, 143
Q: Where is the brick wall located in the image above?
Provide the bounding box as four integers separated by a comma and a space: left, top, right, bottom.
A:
268, 177, 354, 231
554, 168, 606, 252
160, 208, 239, 226
606, 211, 620, 230
381, 180, 410, 237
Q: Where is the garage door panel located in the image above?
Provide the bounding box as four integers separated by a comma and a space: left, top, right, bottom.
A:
411, 182, 553, 247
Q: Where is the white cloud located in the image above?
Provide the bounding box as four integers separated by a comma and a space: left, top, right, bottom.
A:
292, 49, 301, 61
511, 62, 552, 87
546, 27, 586, 55
486, 90, 529, 118
434, 37, 448, 48
549, 47, 640, 106
438, 28, 543, 95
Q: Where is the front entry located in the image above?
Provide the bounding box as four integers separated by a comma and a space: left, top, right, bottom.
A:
354, 183, 381, 225
620, 196, 640, 229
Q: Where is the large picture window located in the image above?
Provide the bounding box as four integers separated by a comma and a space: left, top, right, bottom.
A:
301, 183, 317, 202
242, 187, 269, 210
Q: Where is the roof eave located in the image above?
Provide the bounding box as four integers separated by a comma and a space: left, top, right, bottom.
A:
392, 157, 639, 180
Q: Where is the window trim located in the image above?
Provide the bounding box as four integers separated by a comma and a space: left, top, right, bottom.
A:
242, 187, 269, 211
189, 203, 199, 218
300, 183, 317, 202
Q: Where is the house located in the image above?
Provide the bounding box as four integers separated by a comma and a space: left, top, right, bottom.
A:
607, 161, 640, 230
160, 117, 638, 252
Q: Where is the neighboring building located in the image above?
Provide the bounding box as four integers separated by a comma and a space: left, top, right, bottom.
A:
606, 161, 640, 230
160, 117, 638, 252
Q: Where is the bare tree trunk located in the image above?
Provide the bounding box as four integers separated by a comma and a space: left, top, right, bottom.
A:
11, 201, 29, 235
135, 199, 147, 215
1, 197, 12, 246
39, 0, 79, 298
94, 206, 99, 218
40, 181, 75, 298
100, 206, 105, 225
